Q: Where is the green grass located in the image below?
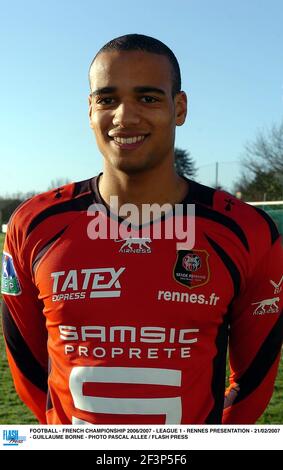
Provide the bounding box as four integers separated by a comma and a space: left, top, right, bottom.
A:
0, 232, 282, 424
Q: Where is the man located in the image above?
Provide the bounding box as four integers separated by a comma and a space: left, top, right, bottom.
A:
1, 34, 282, 424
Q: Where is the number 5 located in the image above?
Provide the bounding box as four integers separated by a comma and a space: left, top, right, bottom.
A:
69, 366, 182, 424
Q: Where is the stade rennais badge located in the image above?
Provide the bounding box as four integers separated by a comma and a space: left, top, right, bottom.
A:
173, 249, 210, 289
1, 252, 22, 295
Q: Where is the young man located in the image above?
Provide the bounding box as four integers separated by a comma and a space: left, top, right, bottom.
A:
1, 34, 282, 425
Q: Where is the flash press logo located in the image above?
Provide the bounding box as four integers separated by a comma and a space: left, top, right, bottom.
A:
2, 429, 26, 446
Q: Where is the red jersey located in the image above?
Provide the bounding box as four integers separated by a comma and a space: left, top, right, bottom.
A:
1, 176, 282, 424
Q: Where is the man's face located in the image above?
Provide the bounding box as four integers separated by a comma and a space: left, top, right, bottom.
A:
89, 50, 187, 174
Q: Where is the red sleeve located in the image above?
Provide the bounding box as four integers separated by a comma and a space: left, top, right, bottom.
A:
223, 235, 283, 424
1, 214, 48, 423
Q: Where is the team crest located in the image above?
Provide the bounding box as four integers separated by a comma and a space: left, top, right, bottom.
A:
1, 252, 21, 295
173, 250, 210, 289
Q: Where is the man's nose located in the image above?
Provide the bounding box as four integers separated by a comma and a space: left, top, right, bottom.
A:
112, 102, 141, 127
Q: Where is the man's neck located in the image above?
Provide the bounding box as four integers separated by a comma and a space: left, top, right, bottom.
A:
98, 164, 189, 210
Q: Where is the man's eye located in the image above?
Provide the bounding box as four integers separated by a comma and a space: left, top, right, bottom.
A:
96, 97, 115, 105
140, 96, 158, 103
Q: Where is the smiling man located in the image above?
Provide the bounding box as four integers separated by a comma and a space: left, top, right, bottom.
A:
88, 39, 188, 210
1, 34, 282, 425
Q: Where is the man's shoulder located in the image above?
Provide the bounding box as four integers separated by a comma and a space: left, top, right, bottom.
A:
188, 180, 279, 247
213, 187, 278, 241
7, 178, 93, 241
9, 183, 75, 229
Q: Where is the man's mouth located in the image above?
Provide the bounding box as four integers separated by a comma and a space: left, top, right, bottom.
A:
113, 135, 145, 144
108, 133, 149, 149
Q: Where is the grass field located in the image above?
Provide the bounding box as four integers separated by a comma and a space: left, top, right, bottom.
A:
0, 232, 282, 424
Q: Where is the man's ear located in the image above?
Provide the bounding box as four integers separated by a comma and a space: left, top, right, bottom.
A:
175, 91, 188, 126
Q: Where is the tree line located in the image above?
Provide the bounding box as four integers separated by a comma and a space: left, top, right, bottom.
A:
175, 120, 283, 201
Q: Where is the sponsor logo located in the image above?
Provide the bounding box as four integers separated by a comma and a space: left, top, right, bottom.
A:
59, 325, 199, 343
59, 324, 200, 360
1, 252, 21, 296
157, 290, 219, 305
115, 236, 151, 253
270, 275, 283, 294
51, 267, 125, 302
173, 250, 210, 289
2, 430, 26, 447
252, 296, 280, 315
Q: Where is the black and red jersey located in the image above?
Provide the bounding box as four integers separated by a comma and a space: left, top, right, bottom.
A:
1, 175, 282, 424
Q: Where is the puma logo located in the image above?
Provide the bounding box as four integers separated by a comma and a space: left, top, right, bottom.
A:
252, 297, 280, 315
115, 237, 151, 253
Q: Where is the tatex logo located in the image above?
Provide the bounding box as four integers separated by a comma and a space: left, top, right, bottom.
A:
2, 430, 26, 446
51, 267, 125, 302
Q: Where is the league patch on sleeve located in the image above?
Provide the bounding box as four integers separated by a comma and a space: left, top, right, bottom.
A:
1, 252, 22, 295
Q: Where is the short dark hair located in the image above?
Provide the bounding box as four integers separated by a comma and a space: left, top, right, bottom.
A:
89, 34, 181, 96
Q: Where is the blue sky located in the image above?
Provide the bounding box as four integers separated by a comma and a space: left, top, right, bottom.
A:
1, 0, 283, 195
